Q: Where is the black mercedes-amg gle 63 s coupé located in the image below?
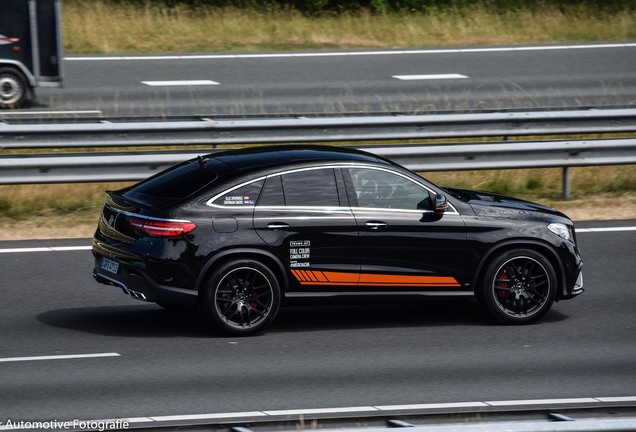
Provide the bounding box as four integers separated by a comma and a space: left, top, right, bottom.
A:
93, 145, 583, 335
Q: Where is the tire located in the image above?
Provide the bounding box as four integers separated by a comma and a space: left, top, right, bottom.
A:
0, 67, 31, 109
480, 249, 557, 324
198, 259, 281, 336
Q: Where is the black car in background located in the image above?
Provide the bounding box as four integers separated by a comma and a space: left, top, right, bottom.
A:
92, 146, 584, 335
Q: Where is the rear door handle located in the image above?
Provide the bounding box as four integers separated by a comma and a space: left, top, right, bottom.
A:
364, 221, 388, 230
266, 222, 290, 231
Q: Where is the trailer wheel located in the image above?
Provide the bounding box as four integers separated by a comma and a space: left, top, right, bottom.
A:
0, 67, 31, 109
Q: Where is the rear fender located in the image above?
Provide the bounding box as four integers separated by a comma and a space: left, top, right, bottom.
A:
195, 248, 289, 295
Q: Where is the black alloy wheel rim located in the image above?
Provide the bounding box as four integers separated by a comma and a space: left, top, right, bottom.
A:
492, 256, 551, 318
214, 267, 274, 330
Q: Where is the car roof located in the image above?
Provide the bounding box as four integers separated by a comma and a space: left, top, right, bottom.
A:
206, 145, 394, 176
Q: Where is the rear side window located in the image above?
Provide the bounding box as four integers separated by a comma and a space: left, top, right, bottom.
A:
122, 160, 218, 207
258, 176, 285, 206
257, 169, 340, 207
210, 180, 264, 207
282, 169, 339, 207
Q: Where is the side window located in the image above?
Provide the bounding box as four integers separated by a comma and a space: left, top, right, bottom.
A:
210, 180, 264, 207
258, 175, 285, 206
345, 168, 431, 210
282, 169, 340, 207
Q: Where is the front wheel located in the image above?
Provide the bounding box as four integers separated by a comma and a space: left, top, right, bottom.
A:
199, 260, 281, 336
0, 67, 31, 109
480, 249, 557, 324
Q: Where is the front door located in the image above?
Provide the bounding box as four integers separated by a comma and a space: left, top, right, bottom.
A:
343, 167, 470, 293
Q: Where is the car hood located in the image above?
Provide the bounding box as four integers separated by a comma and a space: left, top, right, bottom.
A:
444, 187, 570, 221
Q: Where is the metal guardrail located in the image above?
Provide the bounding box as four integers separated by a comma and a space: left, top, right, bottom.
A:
1, 139, 635, 186
1, 108, 635, 198
1, 108, 636, 149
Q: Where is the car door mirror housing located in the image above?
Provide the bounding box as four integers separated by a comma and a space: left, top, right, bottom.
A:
433, 193, 448, 213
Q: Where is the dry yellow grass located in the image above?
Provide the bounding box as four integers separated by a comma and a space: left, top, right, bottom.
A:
62, 2, 636, 54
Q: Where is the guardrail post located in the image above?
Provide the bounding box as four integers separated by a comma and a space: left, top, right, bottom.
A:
562, 167, 571, 200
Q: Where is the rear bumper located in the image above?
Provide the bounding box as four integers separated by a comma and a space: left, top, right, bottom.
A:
92, 251, 198, 307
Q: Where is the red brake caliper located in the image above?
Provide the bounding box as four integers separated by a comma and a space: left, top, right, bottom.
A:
498, 269, 509, 299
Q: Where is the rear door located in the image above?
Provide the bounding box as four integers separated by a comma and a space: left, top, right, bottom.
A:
343, 166, 471, 293
253, 167, 360, 292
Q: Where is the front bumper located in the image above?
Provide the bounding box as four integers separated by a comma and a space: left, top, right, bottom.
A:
560, 270, 584, 300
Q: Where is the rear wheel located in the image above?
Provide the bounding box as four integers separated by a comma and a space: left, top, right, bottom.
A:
480, 249, 556, 324
199, 260, 280, 336
0, 67, 31, 109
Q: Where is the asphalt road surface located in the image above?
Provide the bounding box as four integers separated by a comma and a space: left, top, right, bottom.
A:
0, 219, 634, 424
20, 42, 636, 117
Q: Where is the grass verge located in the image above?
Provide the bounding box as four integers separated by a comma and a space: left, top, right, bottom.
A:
1, 166, 634, 241
62, 1, 636, 54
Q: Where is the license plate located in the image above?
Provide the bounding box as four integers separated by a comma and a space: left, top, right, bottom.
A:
100, 257, 120, 275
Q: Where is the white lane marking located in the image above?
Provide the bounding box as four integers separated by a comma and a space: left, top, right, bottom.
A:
0, 246, 92, 254
0, 353, 120, 363
485, 398, 598, 406
393, 74, 467, 80
596, 396, 636, 402
264, 406, 378, 416
150, 412, 267, 422
141, 80, 219, 86
375, 402, 488, 410
0, 396, 630, 430
64, 42, 636, 61
0, 110, 102, 116
577, 226, 636, 233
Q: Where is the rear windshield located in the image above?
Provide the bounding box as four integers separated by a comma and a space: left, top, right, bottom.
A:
121, 159, 218, 207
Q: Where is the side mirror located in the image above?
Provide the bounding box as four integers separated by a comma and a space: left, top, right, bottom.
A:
433, 193, 448, 213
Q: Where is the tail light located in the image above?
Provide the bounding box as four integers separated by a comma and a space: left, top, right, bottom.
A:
128, 217, 196, 238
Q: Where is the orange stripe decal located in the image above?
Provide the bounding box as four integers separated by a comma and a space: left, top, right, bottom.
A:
314, 271, 329, 282
323, 271, 360, 284
359, 273, 460, 287
290, 270, 460, 288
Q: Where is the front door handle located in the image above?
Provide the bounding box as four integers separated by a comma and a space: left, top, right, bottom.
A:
266, 222, 290, 231
364, 221, 388, 230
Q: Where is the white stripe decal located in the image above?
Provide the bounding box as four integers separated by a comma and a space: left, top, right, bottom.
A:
141, 80, 219, 86
64, 42, 636, 62
393, 74, 468, 80
0, 353, 121, 363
